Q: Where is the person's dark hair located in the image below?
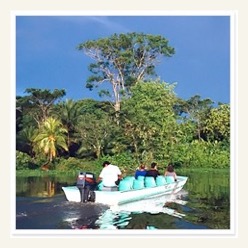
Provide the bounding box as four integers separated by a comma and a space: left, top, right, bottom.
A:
167, 164, 174, 172
139, 164, 146, 170
151, 162, 157, 169
102, 161, 110, 167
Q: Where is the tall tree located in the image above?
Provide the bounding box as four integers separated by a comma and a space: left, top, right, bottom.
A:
175, 95, 214, 140
33, 117, 68, 164
121, 80, 177, 162
77, 32, 175, 112
18, 88, 66, 127
53, 99, 83, 154
75, 113, 116, 159
16, 126, 38, 156
204, 103, 230, 142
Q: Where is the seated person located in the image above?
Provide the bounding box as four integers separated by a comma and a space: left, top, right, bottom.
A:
164, 164, 177, 182
97, 161, 122, 189
145, 162, 160, 179
134, 164, 147, 179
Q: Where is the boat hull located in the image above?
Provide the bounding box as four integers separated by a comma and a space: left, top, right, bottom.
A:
62, 176, 188, 206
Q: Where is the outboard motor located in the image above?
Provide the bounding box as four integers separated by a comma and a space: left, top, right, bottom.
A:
76, 172, 96, 203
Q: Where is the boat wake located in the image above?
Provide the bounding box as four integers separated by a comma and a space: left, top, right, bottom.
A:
16, 212, 27, 218
67, 190, 189, 230
110, 189, 188, 213
94, 190, 188, 229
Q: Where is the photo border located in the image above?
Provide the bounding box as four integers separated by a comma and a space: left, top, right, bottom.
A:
2, 2, 240, 244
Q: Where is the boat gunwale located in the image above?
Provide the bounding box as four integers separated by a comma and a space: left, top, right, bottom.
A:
62, 176, 188, 194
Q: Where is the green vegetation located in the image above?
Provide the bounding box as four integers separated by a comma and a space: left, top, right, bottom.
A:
16, 32, 230, 173
77, 32, 175, 113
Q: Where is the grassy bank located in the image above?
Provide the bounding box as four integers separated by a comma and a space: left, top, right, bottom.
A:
16, 167, 230, 178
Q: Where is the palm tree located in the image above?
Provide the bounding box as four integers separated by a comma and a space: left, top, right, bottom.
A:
16, 125, 38, 156
53, 99, 82, 153
33, 117, 68, 166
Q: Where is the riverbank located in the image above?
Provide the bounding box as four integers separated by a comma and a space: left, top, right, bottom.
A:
16, 167, 230, 177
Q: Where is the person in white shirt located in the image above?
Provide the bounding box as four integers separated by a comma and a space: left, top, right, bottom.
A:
97, 161, 122, 188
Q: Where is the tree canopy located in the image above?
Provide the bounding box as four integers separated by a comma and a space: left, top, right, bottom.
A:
17, 88, 66, 127
16, 86, 230, 170
77, 32, 175, 112
16, 31, 230, 171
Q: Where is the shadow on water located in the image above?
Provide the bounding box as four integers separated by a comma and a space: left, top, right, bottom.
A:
16, 195, 109, 229
16, 190, 198, 230
16, 170, 230, 230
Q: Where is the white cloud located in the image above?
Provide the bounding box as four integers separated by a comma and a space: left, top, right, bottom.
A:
56, 15, 131, 33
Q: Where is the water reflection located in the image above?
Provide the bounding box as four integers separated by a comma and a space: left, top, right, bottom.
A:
16, 170, 230, 230
16, 175, 75, 197
67, 191, 188, 230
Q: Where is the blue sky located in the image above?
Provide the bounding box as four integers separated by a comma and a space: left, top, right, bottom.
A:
16, 14, 230, 104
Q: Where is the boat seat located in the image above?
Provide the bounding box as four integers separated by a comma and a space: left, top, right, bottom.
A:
156, 175, 166, 186
165, 176, 175, 183
137, 175, 145, 181
119, 179, 132, 191
144, 176, 156, 188
133, 179, 145, 189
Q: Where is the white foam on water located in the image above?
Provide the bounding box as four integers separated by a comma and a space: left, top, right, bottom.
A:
95, 191, 188, 229
110, 191, 187, 213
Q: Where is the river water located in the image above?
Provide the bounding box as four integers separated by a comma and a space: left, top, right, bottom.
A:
15, 170, 231, 234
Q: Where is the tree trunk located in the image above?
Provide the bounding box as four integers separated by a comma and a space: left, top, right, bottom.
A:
114, 101, 121, 112
41, 161, 50, 171
114, 101, 121, 125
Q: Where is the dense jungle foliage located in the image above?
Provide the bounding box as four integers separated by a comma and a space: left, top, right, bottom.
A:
16, 33, 230, 174
16, 82, 230, 173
